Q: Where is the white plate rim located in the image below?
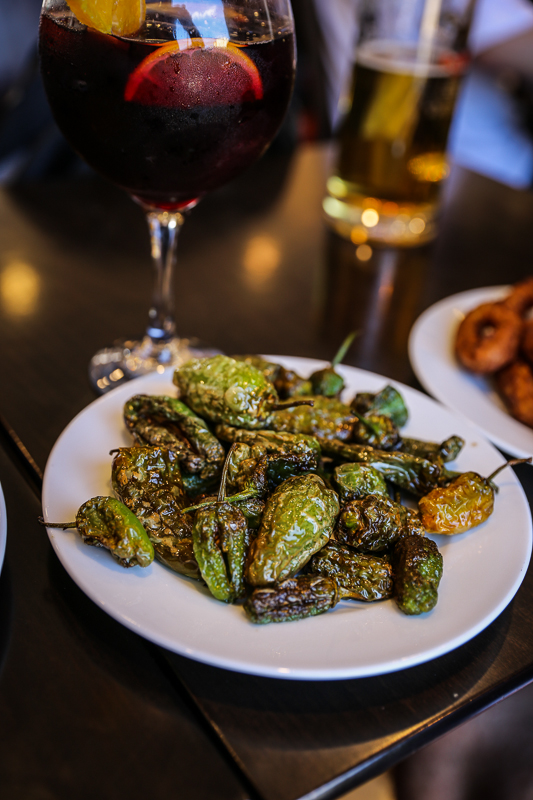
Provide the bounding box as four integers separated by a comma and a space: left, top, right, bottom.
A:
41, 357, 532, 680
408, 286, 533, 459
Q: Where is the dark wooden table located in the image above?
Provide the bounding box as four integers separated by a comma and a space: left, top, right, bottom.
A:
1, 142, 533, 800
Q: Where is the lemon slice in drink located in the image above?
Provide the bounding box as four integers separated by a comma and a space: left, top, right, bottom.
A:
67, 0, 146, 36
124, 39, 263, 107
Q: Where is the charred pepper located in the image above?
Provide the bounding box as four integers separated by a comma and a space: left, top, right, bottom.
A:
192, 446, 250, 602
244, 575, 338, 623
321, 439, 450, 496
350, 410, 401, 451
334, 462, 389, 503
41, 496, 154, 568
351, 385, 408, 428
111, 446, 200, 580
308, 541, 393, 601
393, 534, 443, 615
267, 396, 355, 442
400, 435, 464, 463
335, 493, 406, 553
123, 394, 225, 493
246, 473, 340, 586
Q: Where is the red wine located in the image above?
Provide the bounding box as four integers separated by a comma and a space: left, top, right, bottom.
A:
40, 12, 295, 208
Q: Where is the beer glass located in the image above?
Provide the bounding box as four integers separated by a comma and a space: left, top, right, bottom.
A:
323, 0, 474, 247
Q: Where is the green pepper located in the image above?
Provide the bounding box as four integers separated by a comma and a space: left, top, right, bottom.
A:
246, 473, 340, 586
400, 435, 464, 463
334, 463, 389, 503
274, 366, 313, 399
173, 355, 279, 429
111, 446, 201, 580
244, 575, 338, 623
267, 396, 355, 442
321, 439, 449, 496
309, 332, 357, 398
123, 394, 225, 494
351, 385, 408, 428
335, 494, 405, 552
308, 542, 393, 601
418, 458, 530, 534
192, 445, 250, 602
215, 425, 322, 461
231, 355, 282, 384
351, 410, 401, 451
41, 496, 154, 568
393, 534, 443, 615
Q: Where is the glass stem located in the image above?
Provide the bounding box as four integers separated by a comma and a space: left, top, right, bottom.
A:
145, 209, 185, 345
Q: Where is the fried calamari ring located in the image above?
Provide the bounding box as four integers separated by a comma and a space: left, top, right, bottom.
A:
496, 359, 533, 428
503, 277, 533, 317
455, 302, 522, 374
522, 318, 533, 365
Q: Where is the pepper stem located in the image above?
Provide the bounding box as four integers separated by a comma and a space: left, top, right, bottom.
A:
218, 443, 237, 503
331, 331, 358, 368
38, 516, 77, 529
487, 457, 532, 483
271, 399, 314, 411
182, 488, 259, 515
350, 408, 381, 437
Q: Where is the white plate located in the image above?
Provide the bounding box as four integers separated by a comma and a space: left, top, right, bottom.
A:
409, 286, 533, 459
41, 357, 532, 680
0, 481, 6, 575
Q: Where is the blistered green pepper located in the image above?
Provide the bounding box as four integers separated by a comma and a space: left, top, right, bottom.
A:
215, 425, 322, 461
192, 447, 250, 602
308, 542, 393, 601
123, 394, 225, 494
173, 356, 277, 429
334, 463, 389, 503
244, 575, 338, 623
267, 396, 355, 442
226, 443, 318, 499
351, 385, 408, 428
335, 494, 406, 552
309, 332, 357, 398
231, 355, 282, 384
393, 534, 443, 615
419, 458, 530, 534
111, 446, 200, 580
400, 435, 464, 463
41, 496, 154, 568
351, 410, 401, 451
274, 366, 313, 399
321, 439, 450, 496
246, 473, 340, 586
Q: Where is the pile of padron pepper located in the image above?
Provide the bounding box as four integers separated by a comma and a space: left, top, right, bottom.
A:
44, 349, 529, 623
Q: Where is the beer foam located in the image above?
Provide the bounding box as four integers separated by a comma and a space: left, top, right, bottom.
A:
357, 39, 462, 78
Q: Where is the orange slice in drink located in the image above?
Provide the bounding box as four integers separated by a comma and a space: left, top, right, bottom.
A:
125, 39, 263, 107
67, 0, 146, 36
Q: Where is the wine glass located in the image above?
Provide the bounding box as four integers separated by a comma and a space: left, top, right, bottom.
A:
39, 0, 296, 392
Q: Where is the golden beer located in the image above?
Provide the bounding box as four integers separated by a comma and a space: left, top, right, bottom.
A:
324, 41, 465, 246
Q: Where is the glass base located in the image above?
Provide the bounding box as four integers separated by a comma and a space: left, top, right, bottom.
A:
323, 180, 438, 247
89, 335, 222, 394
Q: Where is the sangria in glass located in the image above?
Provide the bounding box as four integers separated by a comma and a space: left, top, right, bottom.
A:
39, 0, 296, 390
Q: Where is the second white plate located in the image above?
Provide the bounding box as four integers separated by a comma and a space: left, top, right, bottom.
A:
409, 286, 533, 459
42, 357, 532, 679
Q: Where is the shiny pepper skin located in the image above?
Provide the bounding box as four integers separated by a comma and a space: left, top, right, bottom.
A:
400, 435, 464, 463
266, 396, 355, 442
71, 496, 154, 568
193, 502, 249, 602
419, 471, 495, 534
393, 534, 443, 615
246, 474, 340, 586
123, 394, 225, 493
334, 463, 389, 503
173, 355, 279, 429
244, 575, 338, 623
308, 542, 393, 601
351, 385, 409, 428
335, 494, 405, 553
